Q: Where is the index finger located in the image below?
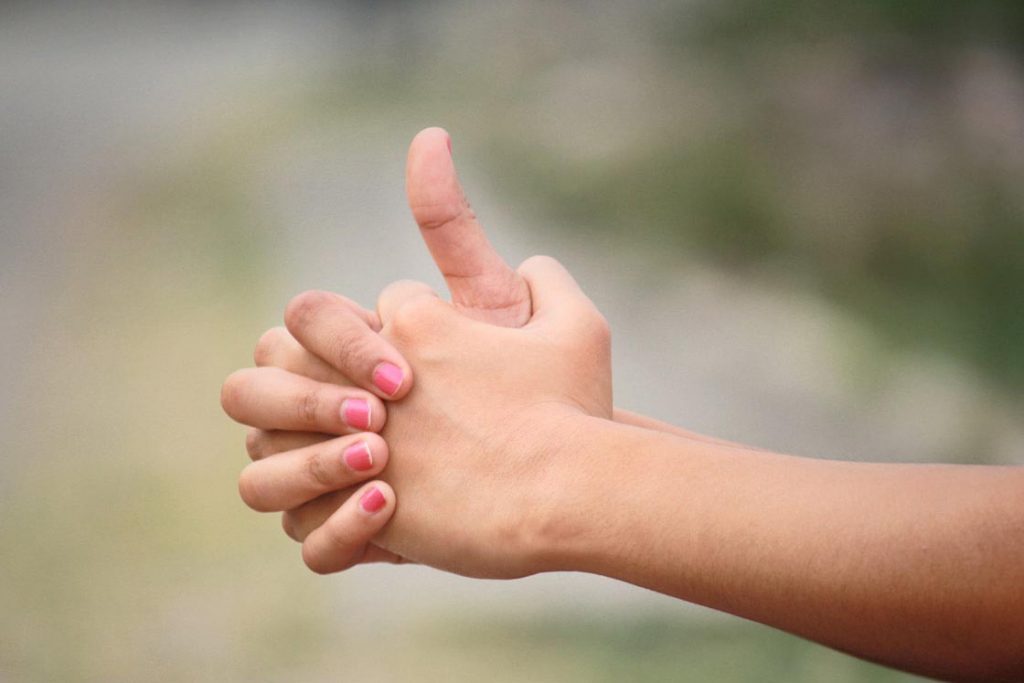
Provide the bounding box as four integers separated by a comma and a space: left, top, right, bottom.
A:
284, 290, 412, 399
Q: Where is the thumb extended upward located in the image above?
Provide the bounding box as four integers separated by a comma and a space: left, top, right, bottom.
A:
405, 127, 532, 328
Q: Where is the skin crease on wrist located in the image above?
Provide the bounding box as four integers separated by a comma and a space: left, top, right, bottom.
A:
223, 128, 1024, 682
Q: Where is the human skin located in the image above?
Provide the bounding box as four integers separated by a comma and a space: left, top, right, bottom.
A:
224, 258, 1024, 681
235, 126, 746, 543
220, 129, 1024, 680
229, 125, 735, 560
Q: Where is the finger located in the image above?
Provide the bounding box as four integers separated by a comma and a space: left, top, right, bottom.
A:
375, 279, 440, 327
285, 290, 412, 399
245, 428, 329, 461
238, 433, 388, 512
359, 544, 410, 565
300, 481, 396, 574
406, 127, 531, 327
254, 327, 350, 385
516, 255, 590, 315
517, 255, 606, 339
221, 367, 385, 434
282, 489, 351, 542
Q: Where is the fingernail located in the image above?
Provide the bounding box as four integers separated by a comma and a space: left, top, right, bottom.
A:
343, 441, 374, 471
446, 134, 452, 155
359, 486, 386, 513
372, 362, 404, 396
342, 398, 371, 430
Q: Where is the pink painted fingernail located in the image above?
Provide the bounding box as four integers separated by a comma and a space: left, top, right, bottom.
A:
359, 486, 386, 513
342, 398, 371, 430
343, 441, 373, 472
372, 362, 404, 396
446, 134, 452, 155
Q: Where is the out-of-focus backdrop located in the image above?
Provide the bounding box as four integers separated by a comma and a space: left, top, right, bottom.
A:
2, 2, 1022, 681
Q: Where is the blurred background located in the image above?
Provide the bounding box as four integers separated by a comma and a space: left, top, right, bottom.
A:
2, 1, 1022, 681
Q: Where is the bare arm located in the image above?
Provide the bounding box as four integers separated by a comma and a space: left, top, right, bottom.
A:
546, 416, 1024, 682
225, 129, 1024, 681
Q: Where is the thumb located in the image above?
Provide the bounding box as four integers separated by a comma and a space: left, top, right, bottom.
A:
405, 127, 531, 327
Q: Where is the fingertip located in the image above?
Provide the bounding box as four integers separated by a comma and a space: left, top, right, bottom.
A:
220, 367, 255, 421
356, 480, 395, 518
371, 360, 412, 399
282, 511, 301, 542
238, 461, 272, 513
358, 432, 390, 474
301, 538, 337, 575
244, 428, 262, 460
342, 392, 388, 433
407, 127, 453, 177
300, 480, 396, 574
406, 128, 462, 231
283, 289, 330, 336
412, 126, 451, 150
367, 394, 388, 432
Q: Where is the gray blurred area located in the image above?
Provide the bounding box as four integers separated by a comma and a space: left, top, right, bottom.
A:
1, 2, 1021, 681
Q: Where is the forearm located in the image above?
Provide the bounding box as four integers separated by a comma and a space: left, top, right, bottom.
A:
546, 416, 1024, 682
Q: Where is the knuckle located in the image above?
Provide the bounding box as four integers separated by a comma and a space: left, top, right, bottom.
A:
301, 543, 333, 575
281, 512, 301, 542
588, 310, 612, 346
220, 369, 253, 417
244, 429, 263, 459
583, 319, 612, 362
332, 331, 372, 374
412, 199, 468, 232
253, 326, 288, 366
285, 290, 333, 334
304, 447, 338, 489
237, 466, 269, 512
389, 299, 438, 340
560, 306, 610, 360
297, 388, 321, 426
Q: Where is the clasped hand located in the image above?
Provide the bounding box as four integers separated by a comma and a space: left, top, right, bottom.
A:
221, 128, 612, 578
221, 129, 1024, 682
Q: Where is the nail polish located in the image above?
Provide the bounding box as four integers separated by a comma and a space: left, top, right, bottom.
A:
342, 398, 371, 430
372, 362, 404, 396
343, 441, 373, 471
360, 486, 386, 513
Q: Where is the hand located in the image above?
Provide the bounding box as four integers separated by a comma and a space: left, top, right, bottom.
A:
278, 256, 611, 577
220, 357, 406, 568
238, 125, 532, 508
225, 127, 534, 569
240, 125, 528, 456
250, 125, 530, 404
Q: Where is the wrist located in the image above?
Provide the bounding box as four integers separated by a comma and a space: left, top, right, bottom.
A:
527, 413, 659, 576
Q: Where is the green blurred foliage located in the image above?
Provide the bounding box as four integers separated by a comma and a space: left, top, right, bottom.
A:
684, 0, 1024, 52
476, 1, 1024, 396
